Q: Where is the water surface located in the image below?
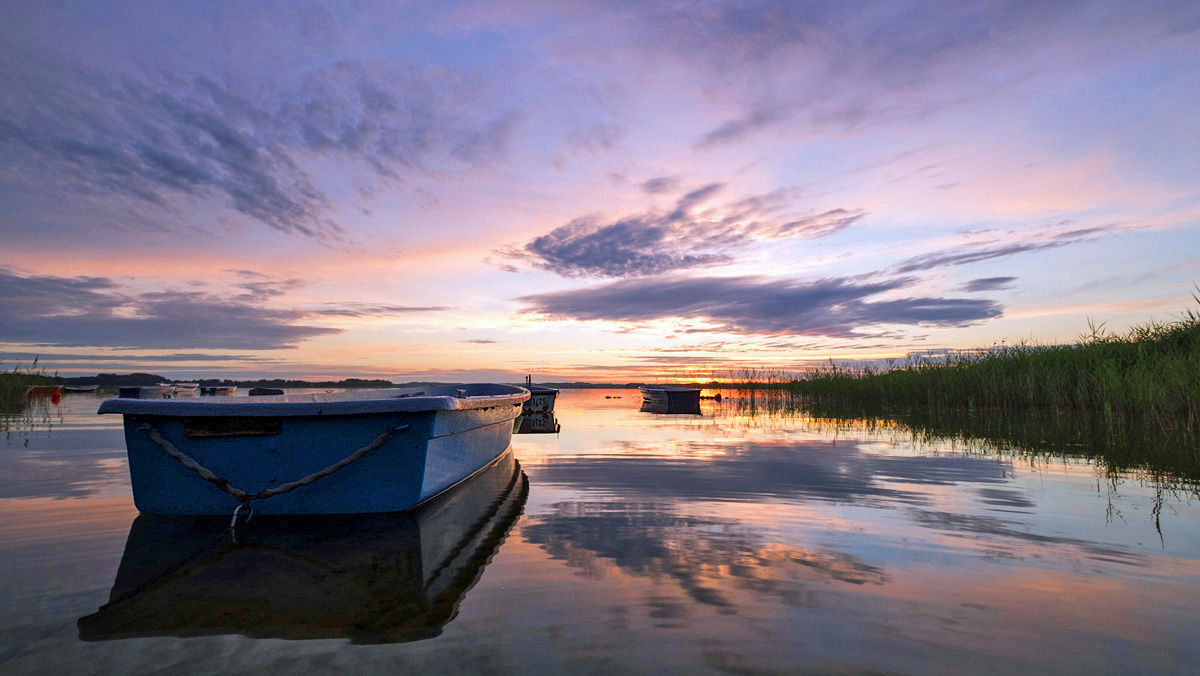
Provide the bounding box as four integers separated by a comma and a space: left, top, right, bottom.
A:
2, 389, 1198, 675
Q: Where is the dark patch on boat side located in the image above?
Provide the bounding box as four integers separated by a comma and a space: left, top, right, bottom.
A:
184, 417, 283, 438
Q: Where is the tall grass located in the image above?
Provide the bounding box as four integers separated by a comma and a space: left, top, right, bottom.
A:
0, 358, 55, 405
787, 306, 1200, 429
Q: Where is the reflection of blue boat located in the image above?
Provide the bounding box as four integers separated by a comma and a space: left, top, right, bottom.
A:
639, 386, 702, 414
77, 451, 528, 643
98, 384, 529, 515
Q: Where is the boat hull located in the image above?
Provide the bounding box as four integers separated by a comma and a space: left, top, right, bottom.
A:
103, 385, 528, 515
639, 386, 702, 414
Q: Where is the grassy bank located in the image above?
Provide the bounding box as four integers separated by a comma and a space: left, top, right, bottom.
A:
0, 359, 56, 405
784, 307, 1200, 428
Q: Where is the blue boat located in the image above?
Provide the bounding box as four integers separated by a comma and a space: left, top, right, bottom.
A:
98, 384, 529, 515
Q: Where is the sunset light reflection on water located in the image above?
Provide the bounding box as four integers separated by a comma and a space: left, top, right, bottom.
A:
1, 389, 1198, 675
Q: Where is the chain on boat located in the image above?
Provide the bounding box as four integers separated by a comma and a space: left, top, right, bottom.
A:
136, 423, 409, 527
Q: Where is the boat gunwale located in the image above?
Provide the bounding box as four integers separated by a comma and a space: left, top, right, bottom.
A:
99, 384, 530, 417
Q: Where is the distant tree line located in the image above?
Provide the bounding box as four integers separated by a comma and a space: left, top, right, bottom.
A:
54, 373, 400, 388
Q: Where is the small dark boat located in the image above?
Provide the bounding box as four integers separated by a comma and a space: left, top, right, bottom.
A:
517, 375, 560, 434
248, 387, 284, 396
77, 451, 528, 644
639, 385, 702, 414
199, 386, 237, 396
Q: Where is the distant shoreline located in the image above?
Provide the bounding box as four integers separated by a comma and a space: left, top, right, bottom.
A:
50, 373, 663, 389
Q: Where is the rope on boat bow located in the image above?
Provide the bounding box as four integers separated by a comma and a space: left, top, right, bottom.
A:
136, 423, 409, 521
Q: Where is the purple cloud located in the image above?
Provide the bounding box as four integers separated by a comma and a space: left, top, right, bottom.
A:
959, 277, 1017, 292
0, 54, 517, 239
0, 268, 337, 349
500, 184, 864, 278
518, 274, 1001, 337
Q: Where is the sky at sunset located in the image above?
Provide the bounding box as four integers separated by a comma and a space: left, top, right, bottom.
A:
1, 1, 1198, 382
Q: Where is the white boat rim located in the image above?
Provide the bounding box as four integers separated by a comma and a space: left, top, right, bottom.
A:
100, 384, 529, 417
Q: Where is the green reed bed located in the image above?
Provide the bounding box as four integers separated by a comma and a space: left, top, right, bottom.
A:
787, 308, 1200, 429
0, 359, 55, 405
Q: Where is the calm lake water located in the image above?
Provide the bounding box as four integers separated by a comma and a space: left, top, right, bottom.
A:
2, 389, 1199, 675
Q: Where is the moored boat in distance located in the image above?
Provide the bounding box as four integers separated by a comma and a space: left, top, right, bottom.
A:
62, 384, 99, 393
518, 374, 560, 434
119, 385, 176, 399
26, 385, 62, 397
639, 385, 702, 414
97, 384, 529, 515
199, 386, 237, 396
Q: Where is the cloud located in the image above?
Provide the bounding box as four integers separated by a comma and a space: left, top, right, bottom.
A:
0, 268, 337, 349
959, 276, 1017, 292
461, 338, 499, 344
499, 183, 864, 278
518, 274, 1001, 337
640, 176, 680, 194
0, 52, 517, 239
226, 270, 309, 301
893, 225, 1117, 273
307, 302, 451, 317
621, 0, 1200, 146
895, 242, 1063, 273
509, 214, 732, 278
0, 352, 274, 363
773, 208, 865, 239
696, 108, 783, 149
